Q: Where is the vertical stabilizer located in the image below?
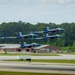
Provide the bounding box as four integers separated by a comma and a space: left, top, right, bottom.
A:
17, 32, 22, 38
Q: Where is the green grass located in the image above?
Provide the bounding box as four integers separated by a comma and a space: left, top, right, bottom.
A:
0, 53, 59, 56
70, 52, 75, 55
32, 60, 75, 63
0, 71, 74, 75
5, 59, 75, 64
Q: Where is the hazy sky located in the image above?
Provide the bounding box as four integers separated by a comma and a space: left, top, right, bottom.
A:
0, 0, 75, 24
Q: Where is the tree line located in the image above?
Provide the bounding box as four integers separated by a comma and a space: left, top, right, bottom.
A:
0, 21, 75, 47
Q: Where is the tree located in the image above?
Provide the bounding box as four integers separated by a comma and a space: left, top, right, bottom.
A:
72, 41, 75, 46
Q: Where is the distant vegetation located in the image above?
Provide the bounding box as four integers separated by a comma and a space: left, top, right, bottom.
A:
0, 21, 75, 51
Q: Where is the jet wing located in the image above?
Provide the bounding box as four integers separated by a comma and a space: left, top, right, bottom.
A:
49, 28, 65, 33
47, 34, 63, 39
25, 44, 33, 48
22, 35, 29, 38
21, 34, 38, 38
47, 35, 56, 39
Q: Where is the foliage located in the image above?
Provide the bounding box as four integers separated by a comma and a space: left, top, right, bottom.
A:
0, 21, 75, 47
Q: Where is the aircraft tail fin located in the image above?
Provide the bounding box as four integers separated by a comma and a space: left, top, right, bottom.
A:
46, 27, 50, 31
43, 27, 50, 33
20, 42, 26, 48
15, 32, 22, 38
18, 32, 22, 37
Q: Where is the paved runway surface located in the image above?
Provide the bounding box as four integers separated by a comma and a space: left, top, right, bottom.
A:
0, 54, 75, 60
0, 61, 75, 74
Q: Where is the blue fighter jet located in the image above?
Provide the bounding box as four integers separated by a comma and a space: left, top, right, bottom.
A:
16, 32, 38, 39
43, 27, 65, 33
0, 32, 38, 39
33, 27, 65, 34
20, 42, 40, 48
45, 33, 63, 39
31, 33, 63, 40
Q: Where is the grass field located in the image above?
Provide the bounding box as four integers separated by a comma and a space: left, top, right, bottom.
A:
70, 52, 75, 55
0, 71, 75, 75
5, 59, 75, 64
0, 53, 59, 56
32, 60, 75, 63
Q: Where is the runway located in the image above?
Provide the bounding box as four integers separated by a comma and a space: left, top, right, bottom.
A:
0, 61, 75, 74
1, 54, 75, 60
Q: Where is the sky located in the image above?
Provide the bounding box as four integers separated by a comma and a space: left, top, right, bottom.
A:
0, 0, 75, 24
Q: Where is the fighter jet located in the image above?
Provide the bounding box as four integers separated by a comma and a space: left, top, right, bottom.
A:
43, 27, 65, 33
45, 33, 63, 39
0, 32, 38, 39
16, 32, 38, 39
31, 33, 63, 40
33, 27, 65, 34
20, 42, 40, 48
